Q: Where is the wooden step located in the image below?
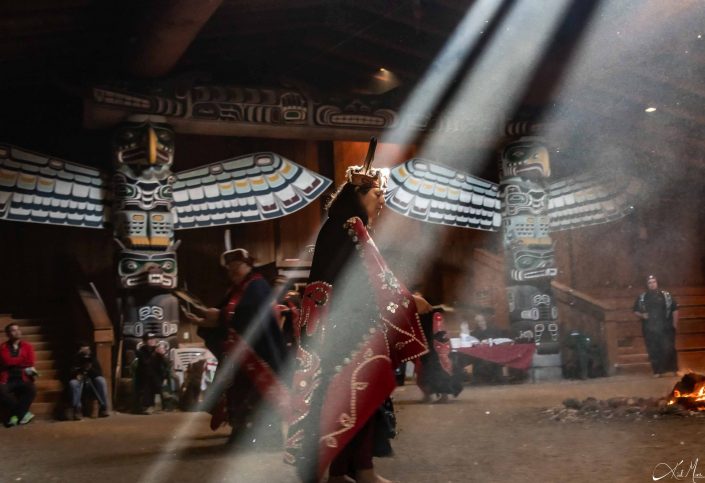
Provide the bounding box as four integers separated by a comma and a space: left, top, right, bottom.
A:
601, 294, 705, 307
618, 344, 646, 355
37, 369, 58, 379
614, 362, 652, 375
28, 402, 54, 417
34, 350, 56, 361
3, 318, 43, 326
677, 318, 705, 334
590, 286, 705, 299
616, 353, 649, 364
606, 307, 705, 319
35, 379, 62, 392
613, 318, 705, 337
0, 333, 51, 344
34, 389, 62, 404
3, 325, 43, 335
616, 322, 644, 337
27, 341, 54, 351
678, 351, 705, 372
0, 342, 55, 355
35, 360, 57, 371
676, 333, 705, 350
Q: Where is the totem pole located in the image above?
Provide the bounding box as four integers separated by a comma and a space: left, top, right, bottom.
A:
386, 133, 641, 380
499, 137, 560, 363
111, 115, 181, 362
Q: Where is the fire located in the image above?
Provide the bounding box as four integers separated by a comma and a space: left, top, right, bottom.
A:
668, 373, 705, 410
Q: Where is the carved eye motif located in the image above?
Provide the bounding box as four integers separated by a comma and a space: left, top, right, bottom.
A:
157, 130, 172, 143
122, 260, 140, 273
161, 260, 175, 272
159, 185, 172, 198
120, 130, 136, 142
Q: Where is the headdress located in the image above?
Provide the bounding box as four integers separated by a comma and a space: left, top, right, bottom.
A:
220, 229, 254, 267
647, 274, 657, 282
220, 248, 253, 267
345, 137, 389, 188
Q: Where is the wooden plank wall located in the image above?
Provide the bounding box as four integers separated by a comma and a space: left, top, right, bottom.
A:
1, 136, 704, 336
552, 193, 705, 291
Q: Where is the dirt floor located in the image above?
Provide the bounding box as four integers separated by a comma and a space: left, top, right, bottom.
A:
2, 374, 703, 483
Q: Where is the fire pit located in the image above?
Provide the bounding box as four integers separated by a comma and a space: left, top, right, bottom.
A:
545, 373, 705, 422
668, 372, 705, 410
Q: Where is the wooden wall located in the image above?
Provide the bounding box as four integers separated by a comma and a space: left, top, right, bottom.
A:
552, 193, 705, 293
1, 135, 704, 332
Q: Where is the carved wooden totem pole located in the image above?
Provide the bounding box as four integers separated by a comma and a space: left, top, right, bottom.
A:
386, 132, 642, 379
111, 116, 180, 361
500, 137, 560, 368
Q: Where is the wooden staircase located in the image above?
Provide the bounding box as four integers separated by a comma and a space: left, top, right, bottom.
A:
588, 287, 705, 374
0, 314, 63, 417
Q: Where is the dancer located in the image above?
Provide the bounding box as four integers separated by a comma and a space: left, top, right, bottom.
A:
286, 139, 430, 482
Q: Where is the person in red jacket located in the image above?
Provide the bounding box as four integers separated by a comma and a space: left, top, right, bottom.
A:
0, 323, 37, 427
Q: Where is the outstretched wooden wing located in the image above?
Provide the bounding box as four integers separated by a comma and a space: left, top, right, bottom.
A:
547, 171, 642, 232
172, 152, 332, 229
385, 158, 501, 231
0, 144, 108, 228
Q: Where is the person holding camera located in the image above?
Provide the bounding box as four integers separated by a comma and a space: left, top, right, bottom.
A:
67, 342, 109, 420
134, 333, 168, 414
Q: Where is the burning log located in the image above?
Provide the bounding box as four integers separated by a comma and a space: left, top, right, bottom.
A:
668, 372, 705, 411
545, 373, 705, 422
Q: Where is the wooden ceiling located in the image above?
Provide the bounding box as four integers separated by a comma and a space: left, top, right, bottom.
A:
1, 0, 704, 181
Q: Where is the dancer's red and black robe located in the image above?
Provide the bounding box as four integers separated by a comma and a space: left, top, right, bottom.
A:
415, 312, 463, 398
286, 216, 428, 480
199, 272, 288, 431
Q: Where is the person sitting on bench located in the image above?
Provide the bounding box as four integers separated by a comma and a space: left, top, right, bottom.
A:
68, 342, 109, 420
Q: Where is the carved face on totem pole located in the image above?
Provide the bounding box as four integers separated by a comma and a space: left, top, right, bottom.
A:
507, 240, 557, 282
502, 179, 548, 217
117, 245, 179, 290
112, 115, 174, 179
506, 285, 558, 322
112, 116, 176, 249
501, 137, 550, 179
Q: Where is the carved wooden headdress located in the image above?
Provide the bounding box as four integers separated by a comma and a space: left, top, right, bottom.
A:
346, 137, 388, 189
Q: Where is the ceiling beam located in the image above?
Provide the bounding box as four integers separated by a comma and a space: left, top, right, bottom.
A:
125, 0, 223, 78
346, 1, 457, 38
299, 35, 419, 80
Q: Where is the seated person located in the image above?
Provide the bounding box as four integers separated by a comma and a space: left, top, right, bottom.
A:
134, 333, 168, 414
472, 313, 506, 341
67, 342, 109, 419
470, 313, 505, 384
0, 323, 37, 427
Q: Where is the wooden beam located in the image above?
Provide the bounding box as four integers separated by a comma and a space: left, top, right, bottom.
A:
126, 0, 223, 78
328, 22, 437, 62
198, 6, 325, 37
346, 1, 458, 38
299, 36, 419, 80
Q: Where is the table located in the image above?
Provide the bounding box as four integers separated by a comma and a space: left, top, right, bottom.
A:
453, 343, 536, 371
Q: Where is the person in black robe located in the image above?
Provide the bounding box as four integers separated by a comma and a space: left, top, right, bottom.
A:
633, 275, 679, 377
186, 248, 286, 445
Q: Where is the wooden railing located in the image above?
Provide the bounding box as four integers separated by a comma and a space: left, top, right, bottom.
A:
551, 281, 616, 375
68, 258, 115, 399
74, 286, 114, 393
466, 251, 705, 375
